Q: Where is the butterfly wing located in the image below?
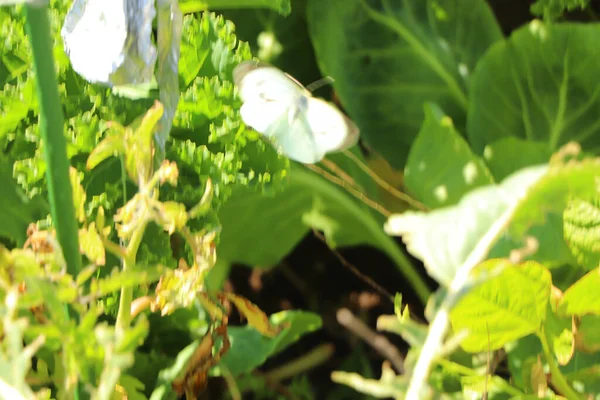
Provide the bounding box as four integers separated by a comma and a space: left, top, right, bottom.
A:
305, 98, 360, 154
233, 61, 308, 135
233, 61, 359, 164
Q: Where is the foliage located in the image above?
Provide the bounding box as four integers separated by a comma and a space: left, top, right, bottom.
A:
2, 0, 600, 399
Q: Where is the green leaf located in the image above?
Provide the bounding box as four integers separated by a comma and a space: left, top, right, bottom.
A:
0, 155, 49, 245
331, 363, 407, 399
530, 0, 590, 20
482, 137, 552, 182
214, 310, 322, 376
307, 0, 502, 168
545, 304, 574, 365
385, 165, 547, 286
507, 335, 543, 392
78, 223, 105, 266
468, 22, 600, 157
450, 260, 552, 352
218, 162, 430, 302
178, 12, 253, 87
575, 315, 600, 353
558, 269, 600, 315
491, 157, 600, 270
563, 197, 600, 270
405, 103, 494, 208
179, 0, 291, 16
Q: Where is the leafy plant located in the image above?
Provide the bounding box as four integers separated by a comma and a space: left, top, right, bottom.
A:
3, 0, 600, 399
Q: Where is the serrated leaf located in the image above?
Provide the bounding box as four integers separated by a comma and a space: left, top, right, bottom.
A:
450, 260, 551, 352
530, 0, 590, 20
0, 156, 49, 245
558, 269, 600, 315
179, 0, 291, 16
405, 103, 494, 209
90, 266, 164, 298
385, 165, 547, 286
307, 0, 502, 168
78, 222, 105, 266
563, 197, 600, 270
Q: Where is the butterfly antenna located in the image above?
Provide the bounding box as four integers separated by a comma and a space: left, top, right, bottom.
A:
305, 164, 391, 218
312, 229, 394, 303
341, 150, 428, 211
306, 76, 335, 92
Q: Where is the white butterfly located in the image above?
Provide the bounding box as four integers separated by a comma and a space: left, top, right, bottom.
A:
233, 61, 359, 164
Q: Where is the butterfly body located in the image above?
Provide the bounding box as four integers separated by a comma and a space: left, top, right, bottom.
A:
233, 61, 359, 164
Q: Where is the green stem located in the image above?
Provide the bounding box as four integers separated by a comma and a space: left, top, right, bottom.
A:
115, 217, 149, 333
25, 5, 82, 278
540, 329, 583, 400
24, 5, 84, 399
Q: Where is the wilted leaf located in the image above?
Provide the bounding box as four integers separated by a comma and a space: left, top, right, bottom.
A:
222, 292, 283, 337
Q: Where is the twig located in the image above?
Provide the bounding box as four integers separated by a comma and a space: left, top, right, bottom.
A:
305, 164, 391, 218
312, 229, 393, 302
337, 308, 404, 374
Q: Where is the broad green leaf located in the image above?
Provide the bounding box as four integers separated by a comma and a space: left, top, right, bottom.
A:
307, 0, 502, 168
0, 156, 49, 245
179, 0, 291, 16
483, 137, 552, 181
218, 162, 429, 301
213, 310, 322, 376
507, 335, 543, 391
560, 352, 600, 396
545, 305, 574, 365
450, 260, 551, 352
530, 0, 590, 20
490, 157, 600, 270
385, 165, 547, 286
468, 22, 600, 157
563, 197, 600, 270
575, 315, 600, 353
558, 269, 600, 315
405, 103, 494, 208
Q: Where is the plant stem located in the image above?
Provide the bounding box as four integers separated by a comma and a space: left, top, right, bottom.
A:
24, 6, 84, 400
540, 329, 583, 400
115, 217, 149, 333
25, 5, 82, 278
